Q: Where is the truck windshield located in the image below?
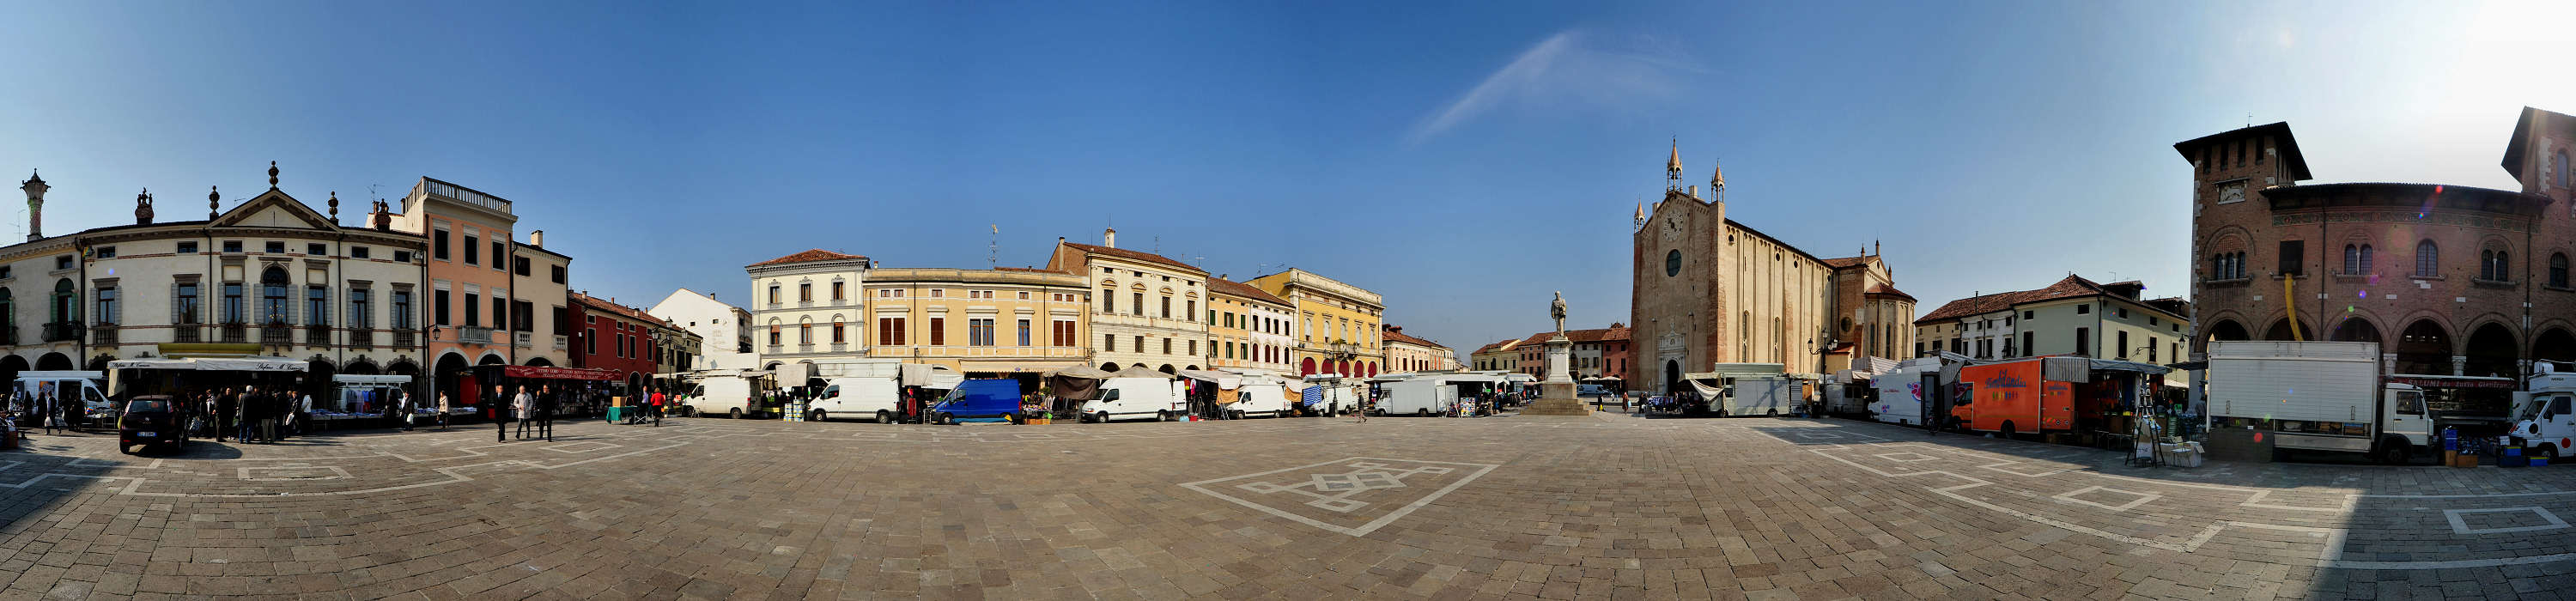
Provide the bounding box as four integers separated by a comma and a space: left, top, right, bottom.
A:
2526, 394, 2571, 421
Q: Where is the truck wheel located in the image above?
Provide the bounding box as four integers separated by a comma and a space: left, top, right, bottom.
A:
809, 410, 826, 422
1999, 422, 2016, 438
2377, 440, 2411, 464
2541, 444, 2562, 460
872, 410, 889, 423
1417, 409, 1431, 417
1157, 410, 1172, 422
728, 408, 743, 420
932, 411, 951, 425
1765, 410, 1778, 417
1227, 410, 1244, 421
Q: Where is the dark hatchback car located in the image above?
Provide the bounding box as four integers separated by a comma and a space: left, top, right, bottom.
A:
117, 396, 188, 453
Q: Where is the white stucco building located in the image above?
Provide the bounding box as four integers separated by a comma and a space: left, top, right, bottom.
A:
1047, 228, 1211, 373
648, 288, 754, 371
744, 249, 872, 369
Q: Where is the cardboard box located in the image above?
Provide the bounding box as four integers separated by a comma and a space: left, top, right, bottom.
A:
2454, 454, 2480, 468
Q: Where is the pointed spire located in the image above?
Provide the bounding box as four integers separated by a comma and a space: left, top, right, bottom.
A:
1665, 138, 1684, 192
1634, 202, 1645, 222
267, 161, 279, 189
22, 169, 40, 185
1710, 158, 1724, 188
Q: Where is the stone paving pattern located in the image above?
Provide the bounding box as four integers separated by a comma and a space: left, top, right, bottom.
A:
3, 412, 2576, 599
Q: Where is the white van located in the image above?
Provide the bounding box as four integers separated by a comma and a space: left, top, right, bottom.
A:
1377, 376, 1459, 416
1869, 359, 1943, 425
1078, 377, 1186, 422
1230, 377, 1293, 419
683, 374, 762, 418
807, 376, 901, 422
16, 371, 111, 423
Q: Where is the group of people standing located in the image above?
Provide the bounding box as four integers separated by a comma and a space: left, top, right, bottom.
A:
184, 386, 307, 444
9, 388, 72, 434
492, 384, 563, 442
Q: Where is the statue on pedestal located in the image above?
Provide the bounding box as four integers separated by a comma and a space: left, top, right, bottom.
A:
1551, 291, 1567, 336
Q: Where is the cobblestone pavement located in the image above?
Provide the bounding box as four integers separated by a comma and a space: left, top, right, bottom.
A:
5, 413, 2576, 599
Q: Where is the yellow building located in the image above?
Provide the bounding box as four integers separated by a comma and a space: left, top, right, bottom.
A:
1249, 268, 1385, 377
1206, 277, 1296, 375
862, 267, 1091, 385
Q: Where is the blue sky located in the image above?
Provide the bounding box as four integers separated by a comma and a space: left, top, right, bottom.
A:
1, 1, 2567, 355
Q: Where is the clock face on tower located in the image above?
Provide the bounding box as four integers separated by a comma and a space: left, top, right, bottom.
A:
1660, 216, 1681, 245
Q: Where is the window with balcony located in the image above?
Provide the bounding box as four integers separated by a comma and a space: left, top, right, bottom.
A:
349, 288, 372, 328
175, 282, 199, 325
878, 317, 906, 345
260, 268, 289, 326
224, 282, 246, 325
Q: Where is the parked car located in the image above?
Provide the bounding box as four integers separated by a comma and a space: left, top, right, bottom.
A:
117, 395, 187, 453
928, 379, 1024, 425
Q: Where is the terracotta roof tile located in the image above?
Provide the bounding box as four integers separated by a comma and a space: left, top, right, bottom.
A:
747, 249, 867, 268
1865, 282, 1917, 301
1380, 326, 1450, 350
1207, 277, 1290, 307
570, 292, 671, 328
1914, 275, 2111, 325
1060, 242, 1205, 274
1820, 256, 1870, 269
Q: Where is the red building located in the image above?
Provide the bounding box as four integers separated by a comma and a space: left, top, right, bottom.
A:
568, 291, 664, 393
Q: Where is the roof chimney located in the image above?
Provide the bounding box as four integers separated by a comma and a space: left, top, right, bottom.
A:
1103, 228, 1116, 248
529, 229, 544, 248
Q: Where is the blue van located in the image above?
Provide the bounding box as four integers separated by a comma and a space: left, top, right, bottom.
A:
929, 379, 1024, 424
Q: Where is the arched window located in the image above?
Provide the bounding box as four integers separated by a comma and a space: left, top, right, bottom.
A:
259, 267, 289, 325
2343, 245, 2359, 275
2415, 240, 2439, 277
48, 279, 75, 326
798, 318, 813, 344
2555, 149, 2569, 189
2480, 249, 2510, 282
831, 318, 848, 343
2553, 253, 2570, 288
2359, 245, 2372, 273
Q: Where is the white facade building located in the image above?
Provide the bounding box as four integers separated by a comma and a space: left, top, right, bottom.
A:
0, 170, 430, 383
1047, 229, 1211, 373
745, 249, 871, 368
648, 288, 754, 371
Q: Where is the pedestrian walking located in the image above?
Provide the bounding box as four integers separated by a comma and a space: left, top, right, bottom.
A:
649, 388, 665, 427
535, 385, 556, 441
513, 386, 535, 440
435, 391, 451, 431
495, 385, 512, 442
398, 390, 416, 431
258, 387, 281, 443
37, 390, 60, 434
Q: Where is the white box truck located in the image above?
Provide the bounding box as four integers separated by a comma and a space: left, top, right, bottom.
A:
2501, 366, 2576, 458
2207, 341, 2430, 463
805, 361, 958, 423
1377, 375, 1460, 416
1229, 374, 1293, 419
1707, 363, 1793, 417
1870, 358, 1944, 426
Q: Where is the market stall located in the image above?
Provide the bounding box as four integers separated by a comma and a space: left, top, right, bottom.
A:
470, 365, 623, 420
322, 374, 414, 428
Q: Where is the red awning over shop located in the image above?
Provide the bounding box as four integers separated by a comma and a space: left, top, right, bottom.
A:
502, 365, 623, 381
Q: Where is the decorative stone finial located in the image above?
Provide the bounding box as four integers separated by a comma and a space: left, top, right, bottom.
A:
267, 161, 279, 189
327, 191, 338, 223
209, 185, 220, 220
135, 189, 153, 225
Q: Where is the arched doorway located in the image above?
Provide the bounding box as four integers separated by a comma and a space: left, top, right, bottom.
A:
1299, 357, 1315, 376
307, 358, 337, 399
434, 352, 471, 412
525, 356, 554, 367
1663, 360, 1680, 394
84, 355, 112, 372
2330, 318, 2383, 346
2464, 323, 2519, 378
1100, 362, 1120, 372
1157, 364, 1176, 375
1, 355, 30, 387
35, 352, 72, 371
2395, 319, 2452, 375
2263, 319, 2313, 342
2202, 319, 2249, 348
1184, 365, 1200, 371
342, 359, 380, 375
2535, 328, 2576, 367
388, 358, 421, 399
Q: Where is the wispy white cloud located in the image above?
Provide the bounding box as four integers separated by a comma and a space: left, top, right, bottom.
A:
1406, 31, 1701, 144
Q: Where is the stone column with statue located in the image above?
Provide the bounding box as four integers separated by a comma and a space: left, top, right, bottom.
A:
1522, 291, 1591, 416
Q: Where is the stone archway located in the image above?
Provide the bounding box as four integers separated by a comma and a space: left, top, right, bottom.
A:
2330, 318, 2384, 346
1100, 362, 1120, 372
2464, 323, 2520, 378
434, 352, 472, 410
1663, 360, 1680, 395
2535, 328, 2576, 368
2395, 319, 2453, 375
1157, 364, 1176, 375
34, 352, 73, 371
525, 356, 554, 367
2263, 318, 2314, 342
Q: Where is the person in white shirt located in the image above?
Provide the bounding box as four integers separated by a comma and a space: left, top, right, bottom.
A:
512, 387, 534, 440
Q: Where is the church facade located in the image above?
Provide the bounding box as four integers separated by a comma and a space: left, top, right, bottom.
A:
1630, 144, 1915, 394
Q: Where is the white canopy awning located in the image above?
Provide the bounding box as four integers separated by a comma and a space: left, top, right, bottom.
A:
1176, 369, 1242, 388
332, 374, 412, 385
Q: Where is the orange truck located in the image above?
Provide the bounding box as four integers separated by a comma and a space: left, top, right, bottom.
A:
1953, 359, 2067, 436
1950, 356, 2168, 437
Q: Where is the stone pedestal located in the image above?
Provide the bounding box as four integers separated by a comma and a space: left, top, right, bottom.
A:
1521, 337, 1590, 416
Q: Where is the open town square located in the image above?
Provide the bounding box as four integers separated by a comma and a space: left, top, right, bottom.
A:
9, 1, 2576, 598
8, 410, 2576, 600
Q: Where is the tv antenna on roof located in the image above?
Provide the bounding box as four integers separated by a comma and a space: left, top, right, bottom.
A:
988, 224, 999, 268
